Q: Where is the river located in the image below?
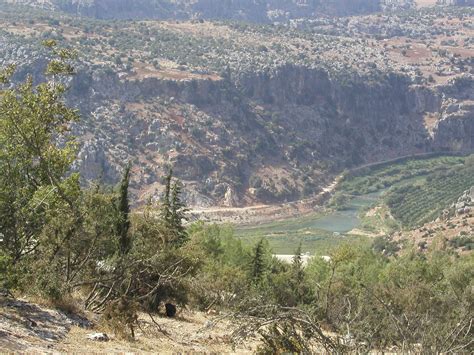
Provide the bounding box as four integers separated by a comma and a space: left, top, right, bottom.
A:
305, 191, 384, 233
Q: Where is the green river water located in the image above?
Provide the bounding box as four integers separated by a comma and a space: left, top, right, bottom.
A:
307, 191, 384, 233
237, 190, 385, 254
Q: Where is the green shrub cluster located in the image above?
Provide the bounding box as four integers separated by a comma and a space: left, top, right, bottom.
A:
449, 235, 474, 251
190, 230, 473, 352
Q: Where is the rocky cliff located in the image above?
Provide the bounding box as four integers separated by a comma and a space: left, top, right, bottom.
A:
429, 77, 473, 151
64, 63, 473, 206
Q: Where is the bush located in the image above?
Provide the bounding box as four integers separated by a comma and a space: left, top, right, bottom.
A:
0, 251, 16, 290
372, 236, 400, 255
103, 297, 139, 340
257, 322, 309, 354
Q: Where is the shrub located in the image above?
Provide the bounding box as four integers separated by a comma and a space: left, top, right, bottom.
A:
103, 297, 139, 340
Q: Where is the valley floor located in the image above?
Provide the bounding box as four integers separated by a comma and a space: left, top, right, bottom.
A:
188, 174, 341, 225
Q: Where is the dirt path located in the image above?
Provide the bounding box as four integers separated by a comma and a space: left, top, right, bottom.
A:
188, 174, 343, 225
191, 174, 342, 215
56, 310, 256, 354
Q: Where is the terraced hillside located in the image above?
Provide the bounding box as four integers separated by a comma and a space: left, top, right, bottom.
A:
332, 154, 474, 227
335, 155, 467, 197
386, 163, 474, 227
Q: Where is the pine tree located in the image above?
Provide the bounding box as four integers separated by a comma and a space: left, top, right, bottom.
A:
160, 169, 173, 226
116, 164, 131, 255
291, 241, 309, 305
292, 241, 303, 271
160, 169, 188, 247
251, 239, 266, 285
170, 180, 188, 246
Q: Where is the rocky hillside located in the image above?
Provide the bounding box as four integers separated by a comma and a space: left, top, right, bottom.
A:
0, 3, 473, 207
391, 186, 474, 253
437, 0, 474, 6
7, 0, 416, 21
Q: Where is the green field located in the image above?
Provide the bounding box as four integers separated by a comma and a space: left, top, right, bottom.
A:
338, 154, 473, 229
236, 154, 474, 253
385, 164, 474, 228
336, 155, 466, 196
235, 211, 370, 255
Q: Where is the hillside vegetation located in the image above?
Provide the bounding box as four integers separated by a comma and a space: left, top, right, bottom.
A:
1, 51, 473, 353
10, 0, 406, 21
337, 155, 466, 196
332, 154, 474, 228
1, 0, 474, 351
386, 161, 474, 227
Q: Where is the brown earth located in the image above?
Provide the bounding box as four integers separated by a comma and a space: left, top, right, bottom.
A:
0, 296, 258, 353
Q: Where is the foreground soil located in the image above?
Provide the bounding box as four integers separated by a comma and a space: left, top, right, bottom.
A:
0, 296, 257, 353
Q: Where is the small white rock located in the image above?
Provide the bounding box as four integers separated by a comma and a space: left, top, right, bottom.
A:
86, 332, 109, 342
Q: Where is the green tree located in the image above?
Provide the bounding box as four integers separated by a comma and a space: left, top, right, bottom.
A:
160, 168, 173, 226
0, 41, 79, 267
0, 41, 116, 299
292, 242, 303, 273
160, 169, 188, 246
290, 242, 309, 303
170, 179, 188, 246
250, 239, 267, 285
116, 164, 131, 255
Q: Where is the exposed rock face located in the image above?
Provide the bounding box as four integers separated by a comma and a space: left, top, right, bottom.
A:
446, 186, 474, 216
72, 139, 119, 182
0, 297, 92, 352
432, 77, 474, 151
1, 4, 472, 207
64, 64, 473, 206
86, 333, 109, 342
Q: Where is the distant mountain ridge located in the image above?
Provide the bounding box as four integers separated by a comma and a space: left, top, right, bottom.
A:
7, 0, 411, 21
437, 0, 474, 6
